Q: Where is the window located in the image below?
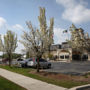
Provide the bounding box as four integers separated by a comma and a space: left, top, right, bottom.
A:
60, 55, 64, 59
36, 59, 47, 62
82, 55, 88, 60
28, 59, 32, 61
65, 55, 69, 59
17, 59, 23, 61
40, 59, 47, 62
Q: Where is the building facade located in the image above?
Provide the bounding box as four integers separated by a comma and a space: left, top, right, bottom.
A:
50, 42, 90, 61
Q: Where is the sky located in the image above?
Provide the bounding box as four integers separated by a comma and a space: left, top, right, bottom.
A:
0, 0, 90, 54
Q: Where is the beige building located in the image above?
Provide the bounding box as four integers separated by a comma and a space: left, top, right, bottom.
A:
57, 48, 72, 61
50, 42, 90, 61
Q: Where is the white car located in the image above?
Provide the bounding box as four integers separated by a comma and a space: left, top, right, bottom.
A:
27, 58, 51, 69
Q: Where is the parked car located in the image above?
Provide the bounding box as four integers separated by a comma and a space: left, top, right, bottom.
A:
16, 58, 51, 69
16, 58, 26, 67
0, 60, 2, 64
16, 58, 34, 67
27, 58, 51, 69
2, 58, 9, 64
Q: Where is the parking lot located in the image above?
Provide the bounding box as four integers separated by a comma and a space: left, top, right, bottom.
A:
45, 61, 90, 75
1, 59, 90, 76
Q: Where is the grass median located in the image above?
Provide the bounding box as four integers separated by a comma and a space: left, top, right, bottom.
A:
0, 76, 26, 90
0, 65, 89, 88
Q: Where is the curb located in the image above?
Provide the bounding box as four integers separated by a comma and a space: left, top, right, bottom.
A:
69, 84, 90, 90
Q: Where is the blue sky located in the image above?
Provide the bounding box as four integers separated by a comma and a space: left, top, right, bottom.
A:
0, 0, 90, 53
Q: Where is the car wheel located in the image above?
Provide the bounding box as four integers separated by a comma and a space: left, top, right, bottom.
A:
19, 63, 22, 68
35, 64, 41, 69
47, 65, 51, 69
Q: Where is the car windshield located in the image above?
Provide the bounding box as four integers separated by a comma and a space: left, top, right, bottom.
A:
17, 59, 23, 61
39, 59, 47, 62
25, 58, 32, 61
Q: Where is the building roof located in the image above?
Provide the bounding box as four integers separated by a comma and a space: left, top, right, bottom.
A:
50, 44, 61, 51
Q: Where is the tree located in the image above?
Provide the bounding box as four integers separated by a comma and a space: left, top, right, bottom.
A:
0, 30, 17, 66
68, 24, 90, 59
84, 33, 90, 53
48, 18, 54, 57
1, 53, 22, 59
20, 7, 54, 72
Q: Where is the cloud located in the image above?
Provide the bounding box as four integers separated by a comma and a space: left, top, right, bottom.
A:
0, 17, 6, 28
0, 17, 24, 53
0, 17, 24, 32
56, 0, 90, 24
15, 42, 25, 54
54, 28, 70, 44
12, 24, 24, 31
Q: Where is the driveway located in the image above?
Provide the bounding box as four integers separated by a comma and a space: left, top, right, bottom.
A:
45, 61, 90, 75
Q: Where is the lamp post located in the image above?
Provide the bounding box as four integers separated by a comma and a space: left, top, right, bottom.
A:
63, 29, 71, 63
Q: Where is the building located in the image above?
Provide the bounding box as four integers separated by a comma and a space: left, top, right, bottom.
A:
49, 27, 90, 61
50, 42, 90, 61
50, 44, 61, 51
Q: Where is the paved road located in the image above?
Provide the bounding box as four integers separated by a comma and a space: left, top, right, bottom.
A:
0, 68, 67, 90
45, 61, 90, 75
69, 84, 90, 90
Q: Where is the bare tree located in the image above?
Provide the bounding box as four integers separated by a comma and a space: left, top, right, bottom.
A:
0, 30, 17, 66
20, 7, 54, 72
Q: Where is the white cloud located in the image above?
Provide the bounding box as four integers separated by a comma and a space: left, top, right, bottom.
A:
0, 17, 6, 28
56, 0, 76, 8
12, 24, 24, 31
56, 0, 90, 24
54, 28, 70, 44
0, 17, 24, 53
15, 42, 25, 54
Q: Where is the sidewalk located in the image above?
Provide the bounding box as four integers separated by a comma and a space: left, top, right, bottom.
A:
0, 68, 67, 90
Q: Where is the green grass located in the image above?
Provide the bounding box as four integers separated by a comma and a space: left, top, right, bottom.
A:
0, 65, 89, 88
0, 76, 26, 90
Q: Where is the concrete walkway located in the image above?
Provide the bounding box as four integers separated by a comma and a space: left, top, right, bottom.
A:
0, 68, 67, 90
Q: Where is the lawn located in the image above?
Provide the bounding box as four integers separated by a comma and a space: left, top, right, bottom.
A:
0, 76, 26, 90
0, 65, 89, 88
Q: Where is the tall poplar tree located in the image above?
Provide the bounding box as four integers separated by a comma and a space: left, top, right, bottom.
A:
0, 30, 17, 66
20, 7, 54, 72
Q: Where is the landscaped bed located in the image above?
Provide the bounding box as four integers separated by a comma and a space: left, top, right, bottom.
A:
0, 76, 26, 90
0, 65, 90, 88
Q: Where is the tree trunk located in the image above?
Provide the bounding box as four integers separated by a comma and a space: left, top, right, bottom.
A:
9, 59, 11, 67
8, 53, 12, 67
48, 45, 51, 60
37, 58, 40, 72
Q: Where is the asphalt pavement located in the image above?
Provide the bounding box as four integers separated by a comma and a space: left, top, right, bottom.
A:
45, 61, 90, 75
